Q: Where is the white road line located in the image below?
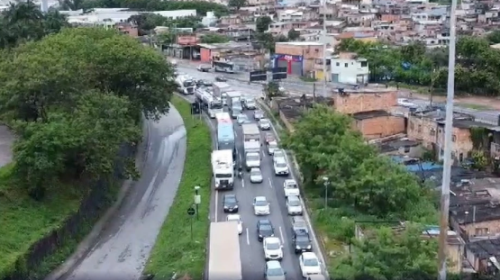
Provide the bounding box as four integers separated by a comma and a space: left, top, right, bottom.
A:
268, 178, 273, 188
242, 179, 245, 188
214, 190, 218, 222
279, 226, 285, 244
262, 150, 266, 158
246, 228, 250, 245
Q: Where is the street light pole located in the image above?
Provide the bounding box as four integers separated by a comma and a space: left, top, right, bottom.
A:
322, 0, 327, 97
194, 186, 201, 220
437, 0, 458, 278
323, 177, 329, 209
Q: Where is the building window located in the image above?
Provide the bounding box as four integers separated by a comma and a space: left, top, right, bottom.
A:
475, 228, 489, 236
403, 146, 411, 153
430, 128, 436, 136
452, 135, 456, 142
336, 62, 340, 66
344, 63, 348, 67
360, 61, 367, 67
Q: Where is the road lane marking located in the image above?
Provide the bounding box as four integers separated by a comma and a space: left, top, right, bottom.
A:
242, 179, 245, 188
214, 190, 218, 222
262, 150, 266, 158
279, 226, 285, 244
246, 228, 250, 245
268, 178, 273, 188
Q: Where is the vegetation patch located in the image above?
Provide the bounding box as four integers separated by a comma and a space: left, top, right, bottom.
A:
0, 164, 80, 279
144, 96, 212, 280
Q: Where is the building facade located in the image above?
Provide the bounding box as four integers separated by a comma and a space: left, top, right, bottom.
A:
274, 42, 325, 76
331, 52, 370, 84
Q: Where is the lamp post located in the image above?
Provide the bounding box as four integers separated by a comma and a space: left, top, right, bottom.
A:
323, 177, 329, 209
194, 186, 201, 220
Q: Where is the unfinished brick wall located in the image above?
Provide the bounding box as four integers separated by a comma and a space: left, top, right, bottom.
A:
275, 44, 325, 60
334, 91, 397, 115
355, 115, 405, 139
407, 116, 438, 149
437, 126, 473, 161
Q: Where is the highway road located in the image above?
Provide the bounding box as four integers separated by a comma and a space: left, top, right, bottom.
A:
179, 62, 500, 125
47, 110, 187, 280
179, 66, 327, 280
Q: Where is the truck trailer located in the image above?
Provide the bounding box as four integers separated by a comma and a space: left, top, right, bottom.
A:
208, 222, 242, 280
242, 123, 261, 142
211, 150, 234, 190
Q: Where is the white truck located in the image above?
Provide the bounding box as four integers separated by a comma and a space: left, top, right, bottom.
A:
212, 82, 232, 105
211, 150, 234, 190
242, 123, 261, 142
208, 222, 242, 280
175, 75, 195, 95
195, 88, 223, 118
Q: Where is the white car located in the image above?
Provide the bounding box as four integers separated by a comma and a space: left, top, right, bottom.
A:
250, 167, 263, 183
397, 98, 417, 108
265, 260, 286, 280
273, 149, 285, 163
226, 214, 243, 235
283, 179, 300, 197
273, 159, 289, 176
237, 114, 249, 125
299, 252, 322, 277
263, 237, 283, 260
259, 118, 271, 130
286, 195, 303, 215
253, 196, 270, 215
268, 141, 278, 155
197, 64, 210, 72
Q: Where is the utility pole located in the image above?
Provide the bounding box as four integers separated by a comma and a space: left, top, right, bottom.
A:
322, 0, 327, 98
313, 82, 317, 103
323, 177, 329, 209
41, 0, 48, 13
437, 0, 458, 278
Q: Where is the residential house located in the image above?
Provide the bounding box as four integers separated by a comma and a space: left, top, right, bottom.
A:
330, 52, 370, 85
198, 42, 263, 71
333, 86, 405, 140
274, 42, 325, 75
219, 15, 243, 25
407, 109, 498, 163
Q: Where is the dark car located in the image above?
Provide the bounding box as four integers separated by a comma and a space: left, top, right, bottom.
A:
223, 194, 239, 213
257, 219, 275, 241
292, 228, 312, 253
216, 76, 227, 82
196, 79, 212, 87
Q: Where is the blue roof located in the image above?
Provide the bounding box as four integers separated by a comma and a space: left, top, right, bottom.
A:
217, 124, 234, 141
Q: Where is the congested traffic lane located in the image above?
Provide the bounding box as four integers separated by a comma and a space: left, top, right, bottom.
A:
177, 68, 327, 279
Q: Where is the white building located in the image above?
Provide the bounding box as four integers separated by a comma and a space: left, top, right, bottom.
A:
330, 52, 370, 85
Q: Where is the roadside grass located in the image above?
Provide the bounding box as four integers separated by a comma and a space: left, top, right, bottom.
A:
0, 163, 83, 279
144, 95, 212, 280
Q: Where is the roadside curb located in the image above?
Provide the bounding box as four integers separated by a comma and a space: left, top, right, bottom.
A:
44, 120, 151, 280
256, 99, 330, 279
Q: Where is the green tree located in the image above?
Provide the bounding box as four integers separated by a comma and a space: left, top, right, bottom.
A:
333, 224, 437, 280
228, 0, 246, 10
487, 30, 500, 44
201, 33, 230, 43
287, 28, 300, 41
256, 16, 272, 33
0, 2, 68, 49
263, 81, 283, 100
283, 105, 431, 219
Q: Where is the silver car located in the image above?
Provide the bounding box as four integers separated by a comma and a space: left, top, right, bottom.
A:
250, 168, 263, 183
265, 260, 286, 280
268, 141, 278, 155
254, 110, 264, 120
259, 118, 271, 130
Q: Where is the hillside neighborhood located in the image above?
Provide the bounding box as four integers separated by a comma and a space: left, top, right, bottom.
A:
2, 0, 500, 279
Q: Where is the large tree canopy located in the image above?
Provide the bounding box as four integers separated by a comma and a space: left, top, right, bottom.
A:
282, 105, 438, 279
0, 26, 176, 199
338, 37, 500, 96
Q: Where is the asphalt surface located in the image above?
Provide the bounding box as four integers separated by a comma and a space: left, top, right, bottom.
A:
51, 109, 187, 280
179, 61, 500, 125
179, 66, 327, 280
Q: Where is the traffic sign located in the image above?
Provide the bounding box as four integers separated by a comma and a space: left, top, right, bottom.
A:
187, 207, 195, 216
272, 67, 287, 80
249, 70, 267, 82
